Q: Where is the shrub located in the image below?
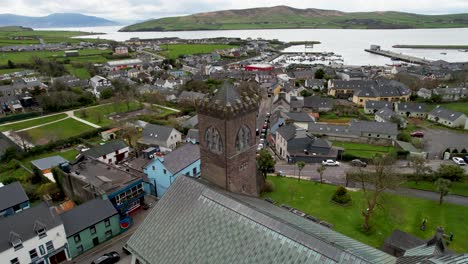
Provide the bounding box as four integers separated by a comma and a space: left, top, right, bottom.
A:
262, 180, 274, 193
397, 132, 411, 142
437, 164, 465, 182
332, 186, 352, 205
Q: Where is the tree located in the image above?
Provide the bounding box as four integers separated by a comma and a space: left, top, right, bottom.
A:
436, 164, 464, 182
0, 147, 20, 162
300, 90, 312, 97
314, 68, 325, 79
118, 124, 140, 150
100, 87, 114, 100
52, 167, 64, 195
349, 154, 403, 232
435, 178, 451, 205
409, 156, 431, 184
296, 161, 306, 181
7, 60, 15, 69
31, 166, 45, 184
13, 131, 32, 152
257, 149, 276, 179
317, 164, 327, 184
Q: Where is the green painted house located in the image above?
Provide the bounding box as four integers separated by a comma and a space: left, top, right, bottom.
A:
60, 198, 120, 258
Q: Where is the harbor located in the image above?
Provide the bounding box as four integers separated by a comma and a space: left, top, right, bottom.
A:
365, 45, 432, 65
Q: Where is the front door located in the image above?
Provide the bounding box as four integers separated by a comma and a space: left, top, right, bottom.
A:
49, 250, 67, 264
93, 237, 99, 247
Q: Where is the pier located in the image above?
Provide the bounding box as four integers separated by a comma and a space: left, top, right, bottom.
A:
365, 45, 431, 65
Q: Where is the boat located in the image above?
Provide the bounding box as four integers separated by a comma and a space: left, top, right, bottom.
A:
440, 52, 447, 55
458, 49, 468, 52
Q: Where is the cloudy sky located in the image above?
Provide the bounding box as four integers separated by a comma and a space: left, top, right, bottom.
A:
2, 0, 468, 22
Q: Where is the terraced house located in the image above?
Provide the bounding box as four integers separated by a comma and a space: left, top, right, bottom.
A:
328, 79, 411, 106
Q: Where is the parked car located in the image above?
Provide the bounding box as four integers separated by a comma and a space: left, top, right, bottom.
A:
256, 128, 259, 136
410, 131, 424, 138
92, 251, 120, 264
266, 112, 271, 117
463, 156, 468, 163
351, 159, 367, 167
262, 123, 268, 129
257, 143, 264, 151
452, 157, 467, 166
322, 159, 340, 166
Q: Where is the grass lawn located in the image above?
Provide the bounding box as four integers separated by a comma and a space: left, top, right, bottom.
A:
26, 118, 96, 145
159, 44, 237, 59
0, 68, 25, 74
65, 64, 91, 79
0, 113, 67, 132
0, 48, 111, 65
438, 102, 468, 115
151, 105, 178, 118
318, 112, 353, 123
404, 179, 468, 197
263, 176, 468, 252
74, 101, 143, 126
332, 141, 396, 159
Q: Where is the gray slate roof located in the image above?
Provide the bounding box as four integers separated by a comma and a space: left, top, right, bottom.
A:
276, 124, 299, 141
428, 107, 465, 122
0, 182, 29, 212
31, 155, 67, 170
283, 112, 315, 122
60, 198, 117, 236
0, 202, 62, 252
212, 82, 241, 106
365, 100, 393, 110
376, 108, 398, 122
139, 123, 178, 147
395, 102, 428, 113
304, 96, 334, 109
151, 143, 200, 174
126, 176, 396, 264
84, 140, 128, 159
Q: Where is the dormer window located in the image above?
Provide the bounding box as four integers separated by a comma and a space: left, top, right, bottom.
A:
34, 221, 47, 239
37, 228, 47, 239
10, 232, 23, 251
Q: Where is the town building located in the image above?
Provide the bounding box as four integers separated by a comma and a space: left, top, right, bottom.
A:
303, 96, 335, 112
83, 140, 129, 165
104, 59, 143, 71
62, 157, 145, 215
394, 102, 429, 118
0, 182, 29, 217
275, 124, 337, 163
305, 79, 325, 90
198, 81, 263, 197
375, 108, 407, 129
364, 100, 394, 114
137, 123, 182, 152
61, 199, 120, 258
0, 203, 69, 264
88, 75, 112, 98
427, 107, 467, 128
144, 143, 200, 197
114, 46, 129, 55
308, 120, 399, 140
31, 156, 68, 182
185, 128, 199, 144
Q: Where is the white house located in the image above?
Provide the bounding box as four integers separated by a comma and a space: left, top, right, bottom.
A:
83, 140, 129, 164
427, 107, 467, 128
137, 123, 182, 152
88, 75, 112, 98
0, 203, 70, 264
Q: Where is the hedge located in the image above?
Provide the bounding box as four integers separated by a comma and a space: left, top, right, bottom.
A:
0, 112, 42, 124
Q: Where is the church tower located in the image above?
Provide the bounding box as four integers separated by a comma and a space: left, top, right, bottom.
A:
198, 82, 264, 196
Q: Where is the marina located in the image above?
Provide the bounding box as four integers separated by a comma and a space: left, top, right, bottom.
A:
365, 45, 432, 65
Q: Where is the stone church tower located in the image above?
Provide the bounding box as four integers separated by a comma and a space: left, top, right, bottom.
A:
198, 82, 264, 196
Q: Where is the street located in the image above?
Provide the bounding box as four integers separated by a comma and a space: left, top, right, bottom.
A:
67, 196, 157, 264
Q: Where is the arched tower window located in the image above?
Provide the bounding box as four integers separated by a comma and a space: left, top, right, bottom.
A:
235, 125, 251, 152
205, 126, 223, 154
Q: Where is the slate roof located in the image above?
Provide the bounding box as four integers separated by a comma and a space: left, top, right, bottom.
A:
331, 79, 410, 98
181, 115, 198, 129
31, 155, 67, 170
178, 91, 206, 103
60, 198, 117, 236
139, 124, 178, 147
428, 107, 465, 122
365, 100, 393, 110
283, 112, 315, 122
395, 102, 428, 113
151, 143, 200, 174
126, 176, 396, 264
84, 140, 128, 159
212, 82, 241, 106
0, 182, 29, 212
384, 229, 425, 252
186, 129, 199, 141
304, 96, 335, 109
0, 202, 62, 252
276, 124, 299, 141
351, 120, 399, 136
376, 108, 398, 122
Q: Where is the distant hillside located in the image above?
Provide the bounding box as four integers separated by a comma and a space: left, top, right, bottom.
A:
120, 5, 468, 32
0, 26, 33, 32
0, 13, 119, 28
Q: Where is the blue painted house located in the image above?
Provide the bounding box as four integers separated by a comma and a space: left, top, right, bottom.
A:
0, 182, 30, 217
144, 143, 200, 197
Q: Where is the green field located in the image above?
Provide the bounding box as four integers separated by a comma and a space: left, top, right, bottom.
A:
74, 101, 143, 126
332, 141, 395, 159
26, 118, 96, 145
0, 48, 111, 65
0, 113, 68, 132
0, 68, 25, 74
64, 64, 91, 79
159, 44, 237, 59
121, 7, 468, 32
404, 180, 468, 197
437, 102, 468, 115
263, 176, 468, 252
0, 29, 102, 46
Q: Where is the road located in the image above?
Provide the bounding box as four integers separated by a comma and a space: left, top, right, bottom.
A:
256, 95, 273, 145
67, 196, 157, 264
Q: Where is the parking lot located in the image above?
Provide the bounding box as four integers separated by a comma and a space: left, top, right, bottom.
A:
422, 128, 468, 159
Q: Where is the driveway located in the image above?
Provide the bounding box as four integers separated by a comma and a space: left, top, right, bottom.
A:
422, 128, 468, 159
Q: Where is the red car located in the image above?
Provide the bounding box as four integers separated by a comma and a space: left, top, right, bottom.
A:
410, 131, 424, 138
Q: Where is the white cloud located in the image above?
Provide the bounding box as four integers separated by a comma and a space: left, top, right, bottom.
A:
2, 0, 468, 22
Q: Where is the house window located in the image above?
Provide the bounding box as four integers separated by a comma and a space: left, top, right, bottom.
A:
90, 225, 96, 235
11, 238, 23, 251
39, 245, 46, 255
193, 167, 197, 176
10, 258, 19, 264
163, 169, 167, 174
37, 228, 47, 239
115, 150, 119, 154
152, 166, 155, 171
104, 218, 110, 228
74, 234, 81, 243
77, 245, 84, 254
29, 249, 38, 260
105, 230, 112, 238
46, 241, 54, 252
103, 154, 107, 159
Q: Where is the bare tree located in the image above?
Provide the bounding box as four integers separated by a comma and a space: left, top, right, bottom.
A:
317, 164, 326, 184
296, 161, 305, 182
350, 154, 404, 232
14, 131, 32, 151
409, 156, 431, 184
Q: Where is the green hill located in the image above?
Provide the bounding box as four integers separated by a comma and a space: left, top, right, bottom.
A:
0, 26, 33, 32
120, 6, 468, 32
